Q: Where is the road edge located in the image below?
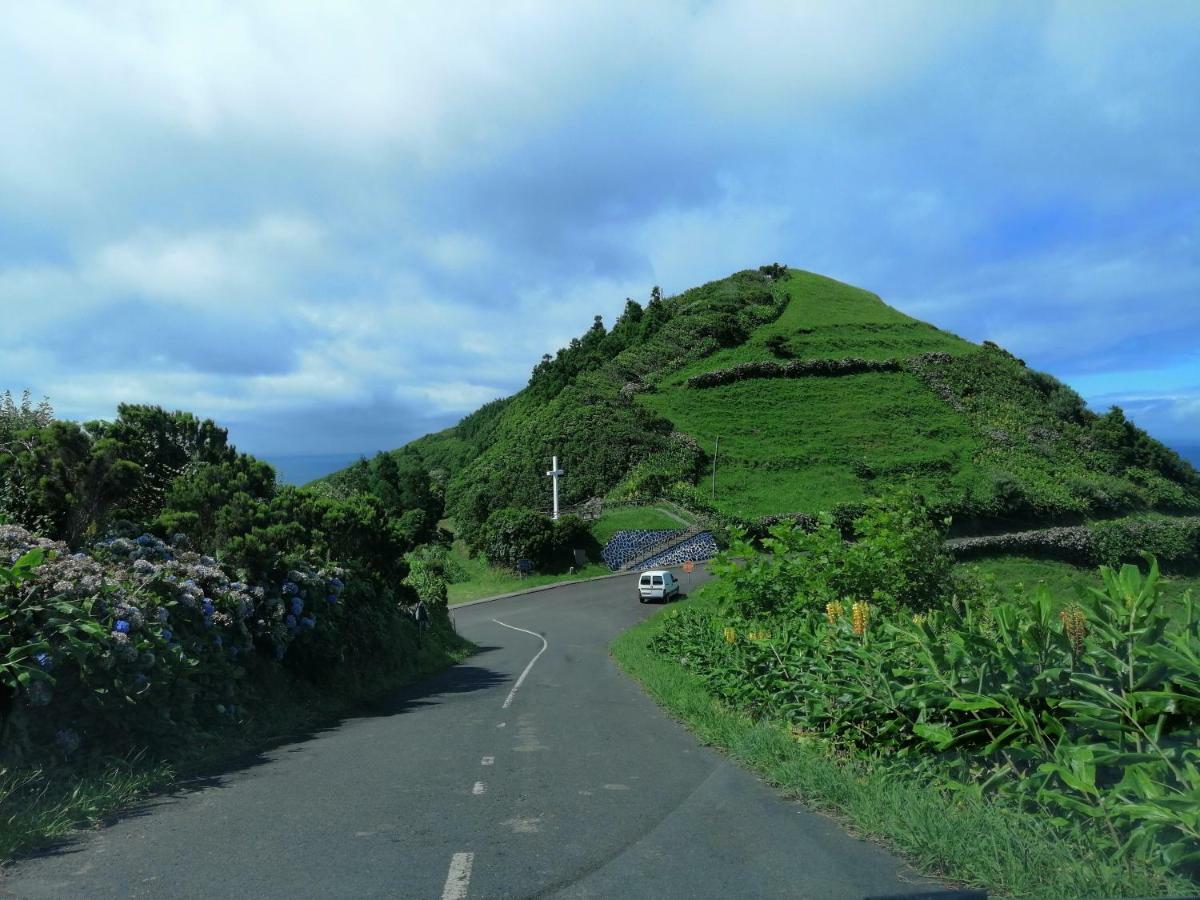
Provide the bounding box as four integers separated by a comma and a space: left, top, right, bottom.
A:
450, 562, 709, 609
449, 570, 632, 609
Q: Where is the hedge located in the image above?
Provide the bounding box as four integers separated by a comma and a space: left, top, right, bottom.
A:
685, 356, 901, 389
945, 515, 1200, 568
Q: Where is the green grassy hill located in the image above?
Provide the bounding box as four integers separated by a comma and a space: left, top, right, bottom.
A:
331, 266, 1200, 542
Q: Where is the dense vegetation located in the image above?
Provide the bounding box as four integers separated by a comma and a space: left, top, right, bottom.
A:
342, 265, 1199, 565
0, 394, 458, 771
651, 492, 1200, 880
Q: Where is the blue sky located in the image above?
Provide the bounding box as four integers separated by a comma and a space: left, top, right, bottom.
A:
2, 2, 1197, 478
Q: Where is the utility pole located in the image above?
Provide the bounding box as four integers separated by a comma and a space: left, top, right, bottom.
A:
711, 436, 719, 501
546, 455, 564, 520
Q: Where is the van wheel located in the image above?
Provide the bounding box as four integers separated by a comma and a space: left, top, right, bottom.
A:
638, 597, 646, 604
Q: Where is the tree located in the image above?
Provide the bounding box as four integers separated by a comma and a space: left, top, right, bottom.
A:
0, 420, 140, 546
480, 507, 555, 570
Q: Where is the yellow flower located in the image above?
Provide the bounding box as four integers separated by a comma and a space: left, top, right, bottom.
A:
825, 601, 844, 625
851, 601, 870, 636
723, 626, 737, 644
1059, 605, 1087, 654
912, 613, 926, 627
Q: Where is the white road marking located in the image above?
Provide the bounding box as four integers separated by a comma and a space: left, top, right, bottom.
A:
492, 619, 549, 709
497, 722, 506, 728
441, 852, 474, 900
472, 781, 486, 795
481, 756, 494, 766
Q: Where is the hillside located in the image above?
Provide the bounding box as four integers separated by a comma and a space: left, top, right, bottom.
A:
333, 266, 1200, 541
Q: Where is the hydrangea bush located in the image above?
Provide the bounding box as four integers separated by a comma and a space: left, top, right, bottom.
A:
0, 525, 356, 764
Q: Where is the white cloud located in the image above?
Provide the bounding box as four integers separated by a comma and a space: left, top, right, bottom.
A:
88, 215, 324, 305
396, 380, 505, 414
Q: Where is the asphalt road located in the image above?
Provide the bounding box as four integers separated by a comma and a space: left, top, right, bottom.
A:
2, 571, 953, 899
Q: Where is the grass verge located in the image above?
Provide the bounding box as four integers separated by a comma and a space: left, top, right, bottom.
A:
0, 633, 473, 864
611, 585, 1195, 898
446, 538, 610, 605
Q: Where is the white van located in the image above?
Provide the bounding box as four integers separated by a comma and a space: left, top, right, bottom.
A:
637, 570, 680, 603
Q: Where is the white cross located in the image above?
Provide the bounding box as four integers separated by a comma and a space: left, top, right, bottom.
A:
545, 455, 564, 520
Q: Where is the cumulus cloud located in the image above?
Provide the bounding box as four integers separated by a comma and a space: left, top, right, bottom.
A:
0, 1, 1196, 468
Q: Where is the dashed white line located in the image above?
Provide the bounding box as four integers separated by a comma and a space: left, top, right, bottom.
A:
472, 781, 486, 795
492, 618, 549, 710
441, 852, 474, 900
481, 756, 494, 766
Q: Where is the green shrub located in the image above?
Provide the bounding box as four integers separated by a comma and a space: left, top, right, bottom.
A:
405, 544, 450, 608
0, 521, 451, 768
654, 549, 1200, 875
946, 515, 1200, 570
479, 508, 555, 570
713, 490, 952, 618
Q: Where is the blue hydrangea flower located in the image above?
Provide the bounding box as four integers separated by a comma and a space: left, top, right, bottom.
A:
282, 581, 300, 596
114, 619, 130, 634
290, 597, 303, 616
35, 651, 52, 669
161, 628, 173, 642
136, 534, 155, 546
300, 615, 316, 630
285, 614, 297, 629
326, 593, 338, 604
201, 598, 214, 616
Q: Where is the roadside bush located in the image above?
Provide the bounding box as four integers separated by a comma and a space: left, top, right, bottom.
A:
405, 544, 450, 609
0, 525, 424, 765
713, 490, 953, 619
654, 556, 1200, 875
478, 508, 596, 572
480, 508, 555, 570
551, 514, 592, 563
